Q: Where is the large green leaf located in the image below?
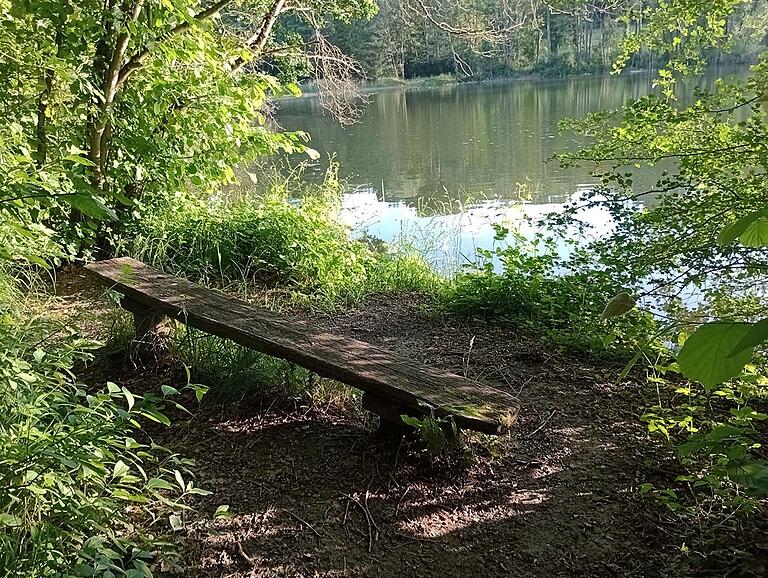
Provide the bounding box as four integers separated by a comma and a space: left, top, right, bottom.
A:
717, 209, 768, 246
677, 322, 754, 388
739, 217, 768, 247
61, 194, 118, 220
601, 291, 636, 319
726, 460, 768, 495
729, 318, 768, 357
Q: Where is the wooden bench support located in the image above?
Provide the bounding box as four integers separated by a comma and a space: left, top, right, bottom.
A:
85, 258, 520, 435
122, 296, 164, 343
362, 393, 412, 437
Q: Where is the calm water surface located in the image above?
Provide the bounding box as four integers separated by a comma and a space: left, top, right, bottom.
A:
273, 68, 746, 272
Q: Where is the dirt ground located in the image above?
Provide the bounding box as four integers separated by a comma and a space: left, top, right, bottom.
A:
53, 268, 766, 577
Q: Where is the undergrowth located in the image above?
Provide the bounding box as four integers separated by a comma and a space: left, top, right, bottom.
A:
0, 269, 204, 576
438, 225, 659, 357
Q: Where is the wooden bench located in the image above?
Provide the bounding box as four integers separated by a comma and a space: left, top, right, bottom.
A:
85, 257, 519, 435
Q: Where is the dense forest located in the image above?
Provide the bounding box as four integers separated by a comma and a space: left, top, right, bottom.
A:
306, 0, 768, 79
2, 0, 768, 576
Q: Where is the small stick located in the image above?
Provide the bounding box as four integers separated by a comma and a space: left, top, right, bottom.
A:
394, 531, 438, 543
389, 436, 404, 489
341, 492, 378, 552
395, 485, 411, 517
525, 409, 556, 438
237, 542, 255, 565
343, 497, 351, 526
364, 488, 380, 535
283, 509, 321, 537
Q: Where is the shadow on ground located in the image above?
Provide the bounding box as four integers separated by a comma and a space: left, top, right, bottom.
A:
60, 272, 696, 577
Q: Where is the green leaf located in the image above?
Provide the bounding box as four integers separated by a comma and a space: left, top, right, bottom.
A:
190, 383, 208, 402
677, 323, 754, 388
146, 477, 175, 491
214, 504, 231, 518
726, 460, 768, 495
122, 386, 135, 411
62, 195, 118, 221
717, 209, 768, 245
63, 154, 96, 167
160, 385, 179, 397
400, 414, 423, 427
112, 489, 149, 503
112, 460, 129, 478
0, 514, 22, 527
188, 487, 212, 496
729, 318, 768, 357
601, 291, 636, 319
739, 217, 768, 247
169, 514, 183, 531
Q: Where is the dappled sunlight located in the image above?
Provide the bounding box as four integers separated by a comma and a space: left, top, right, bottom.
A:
397, 489, 551, 539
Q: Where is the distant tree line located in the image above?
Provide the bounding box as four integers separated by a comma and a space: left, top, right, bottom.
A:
284, 0, 768, 80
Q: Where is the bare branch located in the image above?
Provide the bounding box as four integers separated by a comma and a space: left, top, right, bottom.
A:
311, 32, 368, 125
405, 0, 528, 42
230, 0, 290, 71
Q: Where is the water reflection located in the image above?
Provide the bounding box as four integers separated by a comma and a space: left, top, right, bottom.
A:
278, 67, 745, 205
338, 187, 614, 274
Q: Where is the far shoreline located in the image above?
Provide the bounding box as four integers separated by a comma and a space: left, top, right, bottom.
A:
277, 62, 753, 100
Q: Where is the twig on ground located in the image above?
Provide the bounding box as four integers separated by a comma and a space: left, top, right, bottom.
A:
341, 490, 379, 552
525, 409, 556, 438
394, 530, 438, 543
462, 335, 476, 377
389, 436, 404, 489
283, 508, 321, 537
236, 542, 255, 566
395, 485, 411, 517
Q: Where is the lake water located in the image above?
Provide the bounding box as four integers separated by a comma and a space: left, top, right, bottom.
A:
274, 68, 746, 273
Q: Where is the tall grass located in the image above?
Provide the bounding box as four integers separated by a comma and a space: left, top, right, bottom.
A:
124, 167, 439, 307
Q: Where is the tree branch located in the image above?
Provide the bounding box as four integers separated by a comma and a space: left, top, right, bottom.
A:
230, 0, 289, 72
117, 0, 234, 89
105, 0, 145, 106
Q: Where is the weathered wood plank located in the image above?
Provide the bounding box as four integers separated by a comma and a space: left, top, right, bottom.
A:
85, 257, 520, 434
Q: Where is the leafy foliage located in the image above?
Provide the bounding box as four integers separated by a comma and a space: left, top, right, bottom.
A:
641, 359, 768, 503
551, 0, 768, 559
401, 411, 458, 455
0, 0, 380, 256
125, 167, 437, 306
439, 225, 659, 357
0, 277, 206, 576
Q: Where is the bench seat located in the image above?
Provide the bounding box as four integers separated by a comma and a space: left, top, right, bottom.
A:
85, 257, 519, 434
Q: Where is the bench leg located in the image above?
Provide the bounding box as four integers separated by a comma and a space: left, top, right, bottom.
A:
122, 297, 164, 346
361, 393, 412, 438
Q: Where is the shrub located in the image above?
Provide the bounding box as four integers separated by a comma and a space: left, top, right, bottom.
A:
439, 226, 658, 357
0, 273, 203, 577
